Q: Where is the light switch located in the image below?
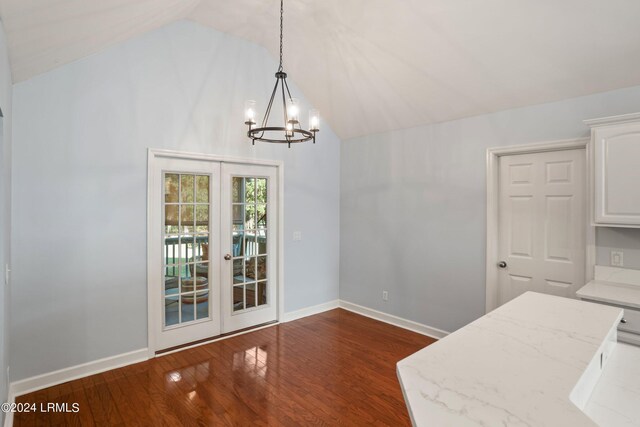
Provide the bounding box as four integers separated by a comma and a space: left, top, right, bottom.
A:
293, 231, 302, 241
611, 250, 624, 267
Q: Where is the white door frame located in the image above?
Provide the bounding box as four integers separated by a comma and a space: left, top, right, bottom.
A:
146, 148, 285, 356
485, 138, 595, 313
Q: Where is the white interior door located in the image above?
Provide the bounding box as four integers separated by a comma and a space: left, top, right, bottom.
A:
497, 149, 586, 305
150, 157, 221, 351
221, 163, 278, 333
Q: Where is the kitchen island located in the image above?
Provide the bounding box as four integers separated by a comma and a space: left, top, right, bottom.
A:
397, 292, 623, 426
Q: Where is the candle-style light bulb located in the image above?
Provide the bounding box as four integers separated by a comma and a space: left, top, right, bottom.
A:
309, 109, 320, 132
244, 100, 257, 125
285, 122, 294, 137
286, 98, 300, 124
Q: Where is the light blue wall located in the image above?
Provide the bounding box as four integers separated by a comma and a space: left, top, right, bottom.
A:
11, 20, 341, 381
340, 86, 640, 333
0, 18, 12, 416
596, 227, 640, 270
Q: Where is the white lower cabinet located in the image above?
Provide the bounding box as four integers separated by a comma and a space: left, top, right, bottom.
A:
580, 300, 640, 346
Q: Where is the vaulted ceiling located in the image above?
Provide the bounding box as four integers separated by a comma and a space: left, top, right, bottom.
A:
1, 0, 640, 139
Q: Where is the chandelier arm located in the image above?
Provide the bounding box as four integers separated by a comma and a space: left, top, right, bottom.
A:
261, 78, 279, 128
257, 79, 279, 139
280, 77, 290, 141
283, 76, 294, 100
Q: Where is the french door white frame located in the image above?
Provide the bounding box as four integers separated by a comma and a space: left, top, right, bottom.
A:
485, 138, 595, 313
146, 148, 285, 356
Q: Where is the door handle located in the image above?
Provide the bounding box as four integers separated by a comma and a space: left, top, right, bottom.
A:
621, 318, 627, 324
497, 261, 507, 268
224, 254, 232, 261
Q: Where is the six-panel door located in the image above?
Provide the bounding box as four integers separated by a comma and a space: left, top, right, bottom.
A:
498, 149, 586, 305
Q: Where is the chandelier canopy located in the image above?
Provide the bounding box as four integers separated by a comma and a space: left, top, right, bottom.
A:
244, 0, 319, 147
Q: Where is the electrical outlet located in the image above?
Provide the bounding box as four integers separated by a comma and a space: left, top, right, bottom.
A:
611, 250, 624, 267
293, 231, 302, 241
382, 291, 388, 301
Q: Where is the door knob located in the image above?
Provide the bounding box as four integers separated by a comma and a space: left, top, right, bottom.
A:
621, 318, 627, 324
224, 254, 232, 261
497, 261, 507, 268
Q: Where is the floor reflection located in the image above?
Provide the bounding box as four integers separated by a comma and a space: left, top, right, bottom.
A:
233, 346, 269, 379
164, 360, 211, 391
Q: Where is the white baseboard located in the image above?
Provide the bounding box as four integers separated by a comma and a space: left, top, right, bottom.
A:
339, 300, 450, 340
3, 392, 14, 427
8, 348, 148, 401
282, 299, 340, 322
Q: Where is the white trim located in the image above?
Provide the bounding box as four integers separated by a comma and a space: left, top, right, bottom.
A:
156, 322, 280, 357
149, 148, 284, 168
4, 393, 14, 427
146, 151, 156, 359
146, 149, 285, 355
485, 138, 594, 313
583, 112, 640, 128
338, 300, 449, 340
282, 300, 340, 322
277, 164, 285, 324
585, 137, 596, 283
8, 349, 148, 399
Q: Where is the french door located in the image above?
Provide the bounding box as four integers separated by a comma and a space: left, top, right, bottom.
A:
221, 163, 278, 332
149, 156, 278, 352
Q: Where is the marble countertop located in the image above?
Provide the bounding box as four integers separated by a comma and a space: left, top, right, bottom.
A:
577, 266, 640, 309
397, 292, 623, 427
577, 280, 640, 309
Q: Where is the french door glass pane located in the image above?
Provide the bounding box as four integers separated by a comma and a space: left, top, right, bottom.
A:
246, 283, 256, 308
180, 175, 194, 203
257, 256, 267, 280
163, 172, 212, 328
232, 177, 243, 203
196, 176, 209, 203
165, 174, 179, 203
258, 281, 267, 306
231, 175, 268, 313
165, 295, 179, 326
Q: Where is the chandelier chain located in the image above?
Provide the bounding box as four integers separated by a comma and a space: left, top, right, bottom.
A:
278, 0, 284, 71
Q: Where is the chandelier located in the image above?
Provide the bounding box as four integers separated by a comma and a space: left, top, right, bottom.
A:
244, 0, 319, 147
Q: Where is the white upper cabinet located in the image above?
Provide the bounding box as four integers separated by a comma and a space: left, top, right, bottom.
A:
585, 113, 640, 227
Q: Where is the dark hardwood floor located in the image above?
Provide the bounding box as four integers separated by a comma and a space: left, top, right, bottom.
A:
14, 309, 435, 426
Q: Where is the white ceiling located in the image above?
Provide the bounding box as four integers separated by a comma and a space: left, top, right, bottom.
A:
2, 0, 640, 139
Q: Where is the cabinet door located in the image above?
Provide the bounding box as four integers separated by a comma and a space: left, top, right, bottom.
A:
594, 122, 640, 226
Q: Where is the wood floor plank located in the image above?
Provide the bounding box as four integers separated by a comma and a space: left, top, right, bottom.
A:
14, 309, 434, 426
